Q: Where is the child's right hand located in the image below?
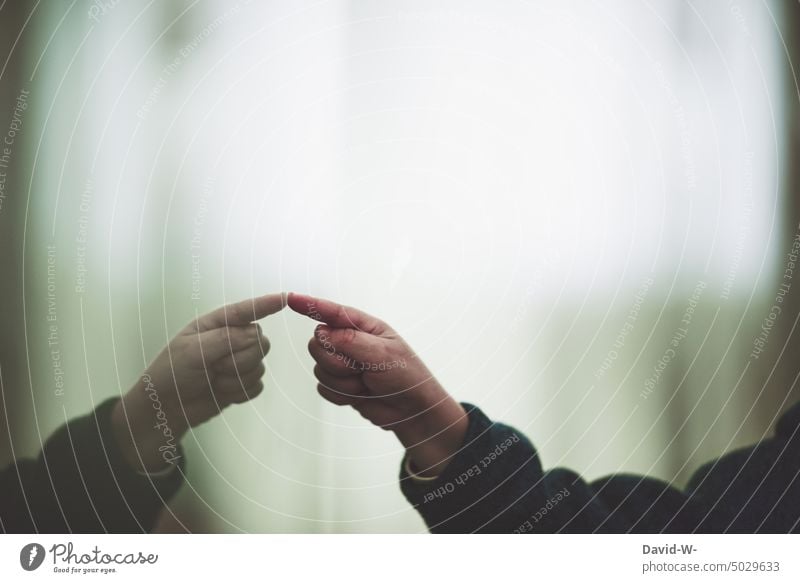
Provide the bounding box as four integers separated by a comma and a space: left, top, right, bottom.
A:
287, 292, 468, 477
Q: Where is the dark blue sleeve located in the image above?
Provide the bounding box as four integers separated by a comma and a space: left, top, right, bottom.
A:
400, 402, 800, 533
1, 398, 184, 533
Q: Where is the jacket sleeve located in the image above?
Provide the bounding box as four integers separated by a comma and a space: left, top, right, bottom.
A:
400, 402, 800, 533
1, 397, 184, 533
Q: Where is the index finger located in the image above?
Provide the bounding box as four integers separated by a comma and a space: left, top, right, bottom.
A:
287, 292, 387, 335
198, 292, 287, 331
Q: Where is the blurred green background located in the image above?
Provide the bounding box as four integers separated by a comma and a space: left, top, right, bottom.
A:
1, 0, 799, 532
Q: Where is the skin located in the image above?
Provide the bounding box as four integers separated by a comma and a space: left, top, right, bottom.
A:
287, 292, 469, 477
111, 293, 286, 472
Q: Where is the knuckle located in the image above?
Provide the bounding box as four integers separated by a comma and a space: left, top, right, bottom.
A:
215, 378, 235, 393
229, 304, 245, 324
317, 384, 344, 405
315, 372, 335, 391
247, 380, 264, 398
184, 318, 201, 334
215, 357, 233, 372
175, 337, 195, 357
313, 364, 325, 381
215, 327, 234, 348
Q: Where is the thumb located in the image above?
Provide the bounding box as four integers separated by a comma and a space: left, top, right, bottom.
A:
288, 292, 389, 335
191, 325, 262, 364
315, 325, 388, 365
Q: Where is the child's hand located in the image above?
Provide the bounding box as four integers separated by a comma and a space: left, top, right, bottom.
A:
112, 293, 286, 472
288, 292, 468, 477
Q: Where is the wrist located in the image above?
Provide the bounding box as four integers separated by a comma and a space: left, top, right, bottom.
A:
112, 382, 187, 473
394, 391, 468, 477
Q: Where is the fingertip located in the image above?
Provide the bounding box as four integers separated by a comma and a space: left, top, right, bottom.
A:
314, 324, 334, 345
254, 292, 288, 318
287, 292, 313, 314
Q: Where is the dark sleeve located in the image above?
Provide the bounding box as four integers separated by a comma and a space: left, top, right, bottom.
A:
400, 402, 800, 533
1, 397, 184, 533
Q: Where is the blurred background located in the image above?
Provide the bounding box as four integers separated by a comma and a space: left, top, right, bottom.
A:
1, 0, 799, 532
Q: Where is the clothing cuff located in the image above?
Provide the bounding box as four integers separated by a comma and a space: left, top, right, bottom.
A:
404, 456, 441, 482
136, 464, 179, 479
398, 402, 533, 532
84, 397, 185, 531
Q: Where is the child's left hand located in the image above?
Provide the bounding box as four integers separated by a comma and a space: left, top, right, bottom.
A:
111, 293, 286, 472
